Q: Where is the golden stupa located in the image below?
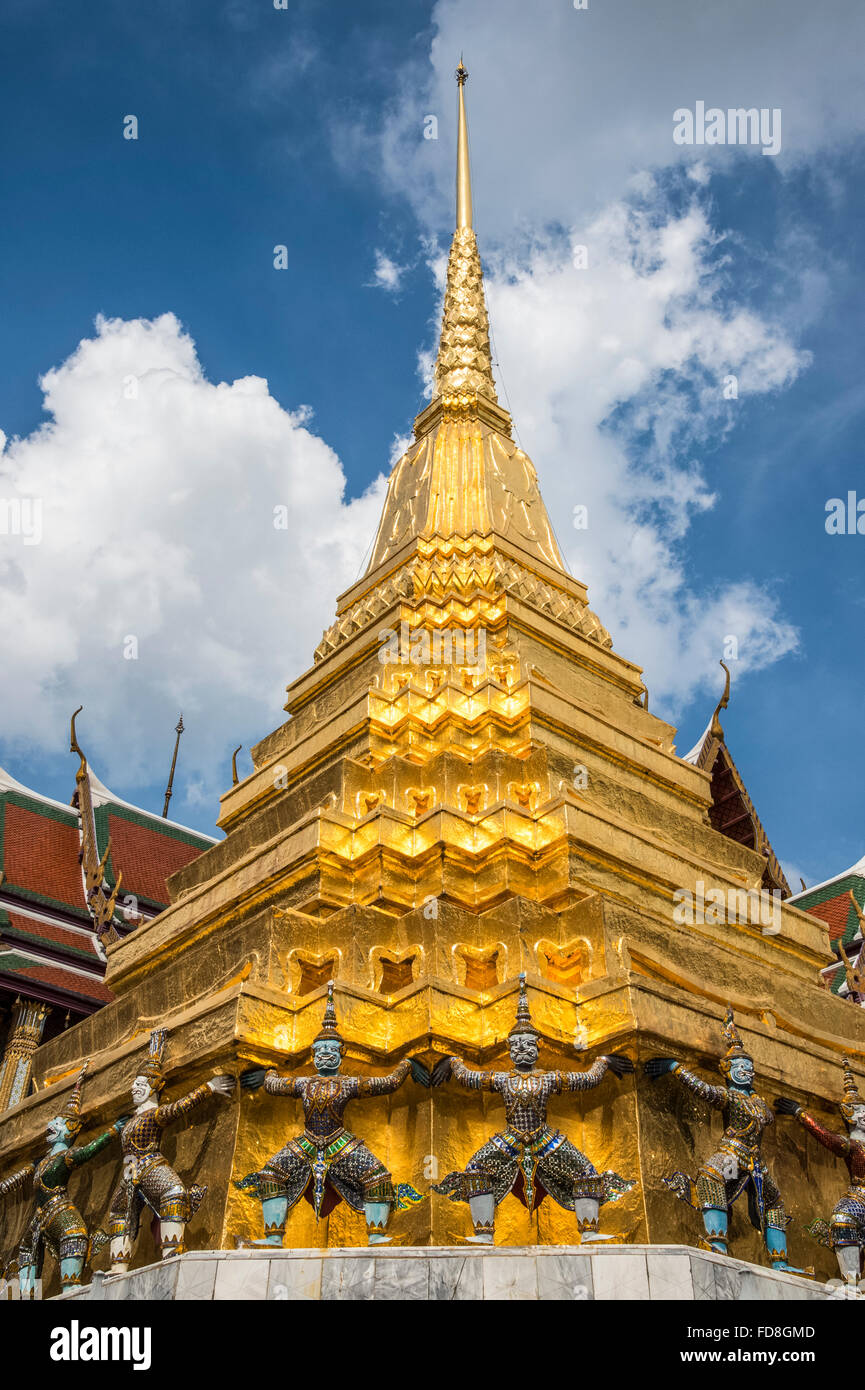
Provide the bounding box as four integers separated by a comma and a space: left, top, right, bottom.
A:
2, 62, 863, 1285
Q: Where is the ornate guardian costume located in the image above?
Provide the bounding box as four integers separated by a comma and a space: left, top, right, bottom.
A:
434, 976, 634, 1239
108, 1091, 210, 1247
107, 1029, 221, 1262
662, 1071, 787, 1232
237, 984, 423, 1242
437, 1058, 630, 1212
793, 1060, 865, 1261
652, 1008, 800, 1271
0, 1066, 114, 1289
13, 1136, 113, 1285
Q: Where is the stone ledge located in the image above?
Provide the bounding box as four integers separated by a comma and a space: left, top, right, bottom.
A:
38, 1245, 831, 1302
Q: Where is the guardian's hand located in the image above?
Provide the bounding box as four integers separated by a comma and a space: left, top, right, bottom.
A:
604, 1054, 635, 1079
774, 1096, 801, 1117
112, 1115, 132, 1134
644, 1057, 680, 1080
431, 1057, 453, 1087
208, 1074, 235, 1099
239, 1068, 267, 1093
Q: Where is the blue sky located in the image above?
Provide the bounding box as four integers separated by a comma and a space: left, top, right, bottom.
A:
1, 0, 434, 468
0, 0, 863, 890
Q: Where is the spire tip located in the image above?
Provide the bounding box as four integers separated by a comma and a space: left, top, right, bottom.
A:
455, 57, 472, 229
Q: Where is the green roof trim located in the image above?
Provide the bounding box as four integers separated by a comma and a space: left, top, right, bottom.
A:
0, 951, 105, 1001
0, 919, 96, 964
797, 872, 865, 910
797, 873, 864, 949
0, 788, 77, 827
93, 800, 214, 854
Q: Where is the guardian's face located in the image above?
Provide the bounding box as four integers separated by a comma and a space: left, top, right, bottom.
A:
131, 1075, 153, 1105
313, 1041, 342, 1075
728, 1056, 754, 1087
45, 1116, 69, 1144
848, 1104, 865, 1132
508, 1033, 538, 1071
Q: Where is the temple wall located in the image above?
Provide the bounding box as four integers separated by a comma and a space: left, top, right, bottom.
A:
2, 932, 862, 1294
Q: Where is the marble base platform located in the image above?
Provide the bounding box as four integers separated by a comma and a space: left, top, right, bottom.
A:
44, 1244, 832, 1301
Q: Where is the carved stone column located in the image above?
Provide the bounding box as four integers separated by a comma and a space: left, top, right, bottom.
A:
0, 997, 50, 1111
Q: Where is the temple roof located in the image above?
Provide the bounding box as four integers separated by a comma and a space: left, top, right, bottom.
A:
788, 852, 865, 904
683, 666, 790, 896
788, 852, 865, 1001
0, 754, 214, 1017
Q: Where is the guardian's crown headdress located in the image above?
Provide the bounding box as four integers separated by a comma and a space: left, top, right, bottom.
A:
508, 973, 540, 1040
719, 1007, 751, 1075
841, 1057, 863, 1124
59, 1062, 88, 1135
138, 1028, 168, 1092
313, 981, 344, 1048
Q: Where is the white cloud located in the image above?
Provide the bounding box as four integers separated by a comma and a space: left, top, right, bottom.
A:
368, 250, 408, 294
350, 0, 865, 237
687, 162, 712, 187
335, 0, 837, 717
0, 313, 385, 805
476, 195, 804, 712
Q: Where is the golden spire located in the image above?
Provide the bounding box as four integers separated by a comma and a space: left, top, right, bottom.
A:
360, 61, 573, 579
433, 60, 498, 403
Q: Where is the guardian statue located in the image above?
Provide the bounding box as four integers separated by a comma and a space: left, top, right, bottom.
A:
776, 1057, 865, 1285
237, 982, 426, 1245
107, 1029, 234, 1271
646, 1007, 806, 1273
433, 974, 635, 1243
0, 1063, 122, 1295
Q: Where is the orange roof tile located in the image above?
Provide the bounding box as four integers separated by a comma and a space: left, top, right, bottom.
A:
107, 811, 206, 907
2, 802, 86, 913
804, 891, 857, 942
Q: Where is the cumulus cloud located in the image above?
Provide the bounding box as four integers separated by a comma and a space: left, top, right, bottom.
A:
476, 193, 804, 711
0, 313, 385, 804
345, 0, 865, 237
335, 0, 835, 715
367, 250, 408, 295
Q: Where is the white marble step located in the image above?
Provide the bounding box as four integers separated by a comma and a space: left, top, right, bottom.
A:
33, 1243, 835, 1302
